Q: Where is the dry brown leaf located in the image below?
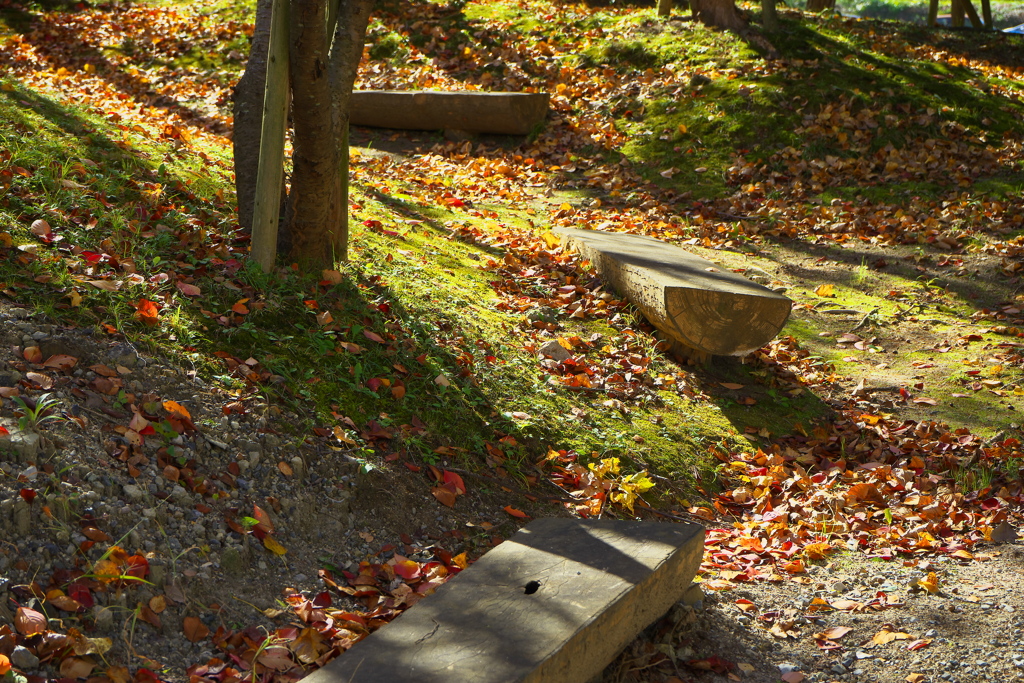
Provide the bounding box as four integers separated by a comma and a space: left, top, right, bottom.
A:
182, 616, 209, 643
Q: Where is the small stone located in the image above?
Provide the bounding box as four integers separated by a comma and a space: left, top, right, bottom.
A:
291, 456, 307, 482
1, 431, 40, 462
122, 484, 144, 502
538, 339, 571, 361
222, 547, 245, 576
11, 645, 39, 670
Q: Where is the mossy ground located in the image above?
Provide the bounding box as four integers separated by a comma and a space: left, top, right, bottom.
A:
1, 0, 1022, 509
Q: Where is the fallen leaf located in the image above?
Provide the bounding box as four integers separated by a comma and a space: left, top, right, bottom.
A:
432, 486, 457, 507
14, 606, 46, 635
263, 536, 287, 555
504, 505, 529, 518
176, 282, 201, 296
149, 595, 167, 614
918, 572, 940, 594
182, 616, 209, 643
321, 269, 344, 285
134, 299, 159, 326
60, 656, 95, 679
816, 626, 852, 640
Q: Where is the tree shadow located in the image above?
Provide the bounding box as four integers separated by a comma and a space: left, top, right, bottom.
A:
0, 3, 231, 135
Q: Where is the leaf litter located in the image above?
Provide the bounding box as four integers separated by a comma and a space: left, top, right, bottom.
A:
0, 0, 1022, 682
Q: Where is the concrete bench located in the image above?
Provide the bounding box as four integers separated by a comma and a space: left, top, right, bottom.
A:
349, 90, 549, 135
301, 518, 703, 683
555, 228, 791, 357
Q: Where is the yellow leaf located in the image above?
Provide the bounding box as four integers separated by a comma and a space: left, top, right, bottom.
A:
541, 232, 561, 249
918, 572, 939, 594
677, 123, 688, 134
263, 537, 287, 556
815, 283, 835, 297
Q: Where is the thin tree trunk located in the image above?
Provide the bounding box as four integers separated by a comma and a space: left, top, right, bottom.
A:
288, 0, 343, 267
762, 0, 779, 29
233, 0, 274, 231
690, 0, 746, 30
327, 0, 373, 263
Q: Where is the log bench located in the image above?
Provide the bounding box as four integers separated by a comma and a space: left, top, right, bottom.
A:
300, 518, 703, 683
555, 228, 792, 357
349, 90, 549, 135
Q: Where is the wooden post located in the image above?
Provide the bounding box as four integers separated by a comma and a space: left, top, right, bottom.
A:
958, 0, 983, 27
981, 0, 992, 27
656, 0, 673, 16
250, 0, 290, 273
951, 0, 965, 26
927, 0, 938, 25
960, 0, 983, 28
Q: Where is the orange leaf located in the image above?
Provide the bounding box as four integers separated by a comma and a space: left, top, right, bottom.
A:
443, 470, 466, 495
149, 595, 167, 614
277, 461, 293, 476
0, 654, 9, 676
231, 299, 250, 315
363, 329, 385, 343
253, 504, 275, 534
23, 346, 42, 363
432, 486, 457, 508
134, 299, 159, 326
182, 616, 209, 643
176, 282, 201, 296
504, 505, 529, 519
162, 400, 192, 420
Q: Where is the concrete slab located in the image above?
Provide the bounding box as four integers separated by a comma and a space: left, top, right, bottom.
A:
555, 228, 791, 356
302, 518, 703, 683
349, 90, 549, 135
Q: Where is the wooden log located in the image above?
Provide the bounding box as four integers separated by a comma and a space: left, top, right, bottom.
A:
555, 228, 791, 357
300, 519, 704, 683
349, 90, 549, 135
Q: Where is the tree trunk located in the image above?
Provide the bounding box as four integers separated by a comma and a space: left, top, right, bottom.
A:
325, 0, 374, 263
233, 0, 274, 231
762, 0, 779, 30
287, 0, 343, 267
283, 0, 372, 267
689, 0, 746, 30
806, 0, 835, 11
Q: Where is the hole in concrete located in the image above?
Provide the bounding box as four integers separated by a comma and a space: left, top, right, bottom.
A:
523, 580, 541, 595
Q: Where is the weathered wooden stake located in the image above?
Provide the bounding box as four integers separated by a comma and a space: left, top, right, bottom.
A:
250, 0, 290, 273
